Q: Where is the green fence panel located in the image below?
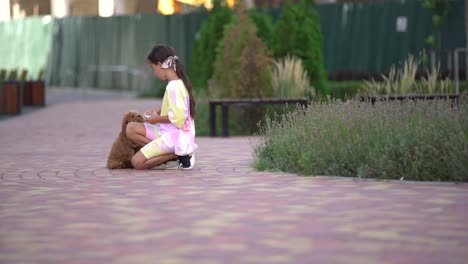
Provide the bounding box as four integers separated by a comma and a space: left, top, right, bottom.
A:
441, 0, 465, 50
0, 16, 53, 80
44, 12, 209, 91
317, 0, 436, 75
0, 0, 465, 89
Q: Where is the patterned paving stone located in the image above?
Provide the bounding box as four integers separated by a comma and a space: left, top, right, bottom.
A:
0, 89, 467, 264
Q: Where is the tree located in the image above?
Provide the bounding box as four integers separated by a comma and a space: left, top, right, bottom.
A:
247, 8, 274, 50
422, 0, 451, 55
212, 11, 274, 132
272, 0, 328, 96
189, 0, 233, 89
212, 11, 273, 98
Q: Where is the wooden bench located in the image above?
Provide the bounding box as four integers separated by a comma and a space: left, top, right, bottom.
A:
209, 98, 309, 137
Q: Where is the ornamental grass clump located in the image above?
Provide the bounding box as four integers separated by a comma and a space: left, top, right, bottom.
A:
253, 97, 468, 182
271, 56, 316, 98
363, 54, 454, 95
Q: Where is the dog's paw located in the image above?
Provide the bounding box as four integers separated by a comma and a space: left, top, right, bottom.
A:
107, 160, 125, 170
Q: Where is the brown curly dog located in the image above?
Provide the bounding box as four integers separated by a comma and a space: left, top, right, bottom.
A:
106, 111, 144, 169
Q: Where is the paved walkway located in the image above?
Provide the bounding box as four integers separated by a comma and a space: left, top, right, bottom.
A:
1, 88, 467, 264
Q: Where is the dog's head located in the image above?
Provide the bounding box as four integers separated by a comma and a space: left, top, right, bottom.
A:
121, 111, 144, 133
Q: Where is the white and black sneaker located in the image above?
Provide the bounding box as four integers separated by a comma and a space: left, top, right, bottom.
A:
178, 154, 195, 170
149, 158, 179, 170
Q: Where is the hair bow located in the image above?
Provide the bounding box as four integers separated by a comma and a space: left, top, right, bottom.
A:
161, 56, 178, 71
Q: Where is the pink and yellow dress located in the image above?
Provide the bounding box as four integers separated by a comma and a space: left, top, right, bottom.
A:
140, 79, 197, 159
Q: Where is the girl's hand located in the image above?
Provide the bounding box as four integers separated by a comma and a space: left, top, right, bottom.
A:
144, 110, 152, 119
144, 109, 159, 119
145, 115, 154, 123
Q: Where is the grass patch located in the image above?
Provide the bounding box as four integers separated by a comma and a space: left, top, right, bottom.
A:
253, 96, 468, 182
458, 80, 468, 94
328, 81, 365, 100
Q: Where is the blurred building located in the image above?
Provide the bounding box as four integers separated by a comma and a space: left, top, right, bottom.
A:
253, 0, 402, 8
1, 0, 179, 19
0, 0, 404, 20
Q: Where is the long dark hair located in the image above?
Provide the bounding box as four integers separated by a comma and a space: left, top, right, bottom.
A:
147, 45, 196, 118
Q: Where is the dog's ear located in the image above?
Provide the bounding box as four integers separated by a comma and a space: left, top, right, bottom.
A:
121, 112, 133, 133
133, 113, 144, 123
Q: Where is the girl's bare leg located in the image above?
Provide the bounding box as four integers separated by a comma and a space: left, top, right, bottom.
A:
126, 122, 150, 146
131, 151, 178, 170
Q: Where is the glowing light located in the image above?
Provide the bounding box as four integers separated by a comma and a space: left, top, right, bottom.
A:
51, 0, 69, 18
12, 3, 26, 19
159, 0, 236, 14
173, 0, 235, 11
204, 0, 213, 10
99, 0, 114, 17
158, 0, 175, 15
176, 0, 205, 6
0, 0, 11, 21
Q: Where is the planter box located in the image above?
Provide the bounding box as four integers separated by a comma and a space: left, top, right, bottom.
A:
23, 81, 32, 105
0, 81, 21, 114
23, 81, 45, 106
31, 81, 45, 106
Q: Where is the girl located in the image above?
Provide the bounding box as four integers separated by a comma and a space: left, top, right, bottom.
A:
126, 45, 197, 170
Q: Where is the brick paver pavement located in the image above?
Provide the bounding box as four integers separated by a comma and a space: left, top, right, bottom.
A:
1, 89, 467, 264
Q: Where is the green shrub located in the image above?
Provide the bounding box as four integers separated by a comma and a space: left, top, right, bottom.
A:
459, 81, 468, 94
254, 98, 468, 182
189, 0, 233, 89
422, 0, 451, 52
247, 9, 274, 49
0, 69, 6, 81
272, 0, 328, 96
6, 69, 18, 80
328, 81, 365, 100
